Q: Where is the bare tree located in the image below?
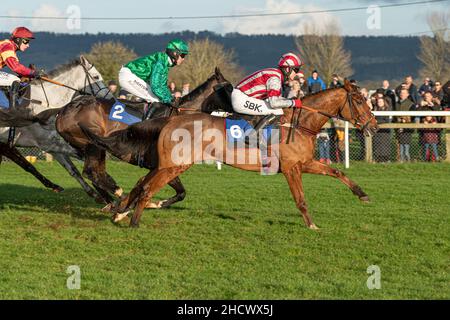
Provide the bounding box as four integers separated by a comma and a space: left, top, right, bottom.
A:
85, 41, 137, 83
294, 20, 353, 86
418, 11, 450, 82
169, 38, 244, 89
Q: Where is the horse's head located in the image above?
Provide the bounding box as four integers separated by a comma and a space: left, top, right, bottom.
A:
78, 55, 109, 97
179, 67, 232, 113
339, 79, 378, 136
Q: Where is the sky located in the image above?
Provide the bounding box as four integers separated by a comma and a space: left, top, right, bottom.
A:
0, 0, 449, 36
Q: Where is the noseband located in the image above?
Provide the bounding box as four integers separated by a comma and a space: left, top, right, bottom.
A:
80, 63, 107, 97
337, 91, 375, 131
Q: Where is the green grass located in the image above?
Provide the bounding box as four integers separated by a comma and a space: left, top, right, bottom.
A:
0, 161, 449, 299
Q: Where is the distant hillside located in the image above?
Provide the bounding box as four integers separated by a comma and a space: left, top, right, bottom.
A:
0, 31, 422, 83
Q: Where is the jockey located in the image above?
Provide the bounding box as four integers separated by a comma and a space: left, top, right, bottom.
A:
231, 52, 304, 132
0, 27, 41, 109
118, 39, 189, 117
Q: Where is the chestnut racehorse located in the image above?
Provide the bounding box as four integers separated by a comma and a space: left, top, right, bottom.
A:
83, 80, 378, 228
56, 68, 230, 205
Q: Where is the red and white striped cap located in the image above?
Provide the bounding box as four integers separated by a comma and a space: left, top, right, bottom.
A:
278, 52, 302, 68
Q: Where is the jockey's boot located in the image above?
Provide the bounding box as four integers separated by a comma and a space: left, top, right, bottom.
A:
9, 81, 21, 110
245, 114, 277, 148
144, 103, 156, 120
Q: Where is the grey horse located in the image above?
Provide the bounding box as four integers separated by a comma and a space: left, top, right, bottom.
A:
0, 55, 112, 202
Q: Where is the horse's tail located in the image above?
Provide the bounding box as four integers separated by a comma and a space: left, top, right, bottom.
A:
0, 107, 52, 127
79, 123, 119, 153
33, 108, 63, 125
79, 118, 169, 163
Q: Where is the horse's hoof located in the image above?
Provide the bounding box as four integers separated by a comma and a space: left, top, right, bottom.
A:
146, 201, 164, 209
130, 221, 139, 228
101, 203, 113, 213
53, 186, 64, 193
160, 200, 171, 209
360, 196, 371, 203
308, 223, 320, 230
111, 211, 130, 223
114, 188, 123, 198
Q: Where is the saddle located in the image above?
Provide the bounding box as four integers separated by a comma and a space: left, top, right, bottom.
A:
213, 83, 282, 136
109, 98, 173, 126
225, 113, 282, 149
117, 98, 147, 115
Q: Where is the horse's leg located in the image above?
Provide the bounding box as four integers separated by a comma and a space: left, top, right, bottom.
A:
0, 142, 64, 192
51, 153, 104, 203
130, 165, 192, 228
302, 160, 370, 202
82, 144, 114, 204
110, 169, 160, 222
145, 176, 186, 209
97, 149, 123, 198
282, 162, 318, 230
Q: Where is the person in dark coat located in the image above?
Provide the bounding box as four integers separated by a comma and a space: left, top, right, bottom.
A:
380, 80, 396, 110
372, 97, 392, 162
328, 74, 343, 89
432, 81, 445, 107
421, 116, 440, 161
442, 80, 450, 109
419, 77, 433, 95
395, 75, 420, 105
395, 89, 415, 162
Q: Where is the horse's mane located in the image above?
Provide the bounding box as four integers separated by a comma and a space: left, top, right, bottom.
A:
303, 87, 342, 99
179, 72, 220, 105
46, 59, 81, 78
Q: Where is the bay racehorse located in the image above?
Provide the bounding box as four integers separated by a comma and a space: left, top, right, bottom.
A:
83, 80, 378, 228
56, 67, 230, 205
0, 56, 109, 196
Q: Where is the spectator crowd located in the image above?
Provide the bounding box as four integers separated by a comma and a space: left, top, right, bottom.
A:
285, 70, 449, 163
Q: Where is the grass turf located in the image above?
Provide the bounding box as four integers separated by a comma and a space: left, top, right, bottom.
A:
0, 161, 448, 299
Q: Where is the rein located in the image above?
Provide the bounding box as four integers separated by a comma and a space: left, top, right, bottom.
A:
40, 76, 83, 94
37, 62, 105, 107
282, 91, 374, 138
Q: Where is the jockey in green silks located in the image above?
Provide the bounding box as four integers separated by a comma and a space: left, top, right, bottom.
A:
118, 39, 189, 107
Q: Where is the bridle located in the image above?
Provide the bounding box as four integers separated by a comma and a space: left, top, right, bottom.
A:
80, 62, 106, 98
338, 91, 375, 131
37, 61, 107, 107
168, 76, 231, 116
285, 89, 375, 138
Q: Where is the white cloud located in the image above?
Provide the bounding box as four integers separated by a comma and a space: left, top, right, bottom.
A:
221, 0, 338, 35
31, 4, 67, 33
0, 9, 25, 33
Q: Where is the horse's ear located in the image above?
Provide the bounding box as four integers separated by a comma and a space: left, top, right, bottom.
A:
79, 55, 91, 68
343, 78, 353, 92
215, 67, 221, 76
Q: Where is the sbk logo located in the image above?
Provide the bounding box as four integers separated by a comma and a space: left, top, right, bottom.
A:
244, 100, 262, 113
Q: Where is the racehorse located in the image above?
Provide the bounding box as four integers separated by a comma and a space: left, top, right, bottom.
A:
56, 67, 230, 205
0, 56, 109, 198
83, 79, 379, 228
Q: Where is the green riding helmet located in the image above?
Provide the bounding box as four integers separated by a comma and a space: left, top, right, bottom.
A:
166, 39, 189, 64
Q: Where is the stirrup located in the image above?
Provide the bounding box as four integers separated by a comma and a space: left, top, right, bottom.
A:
245, 114, 277, 147
254, 114, 277, 131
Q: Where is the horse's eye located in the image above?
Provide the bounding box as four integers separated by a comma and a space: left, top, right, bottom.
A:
93, 75, 100, 80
